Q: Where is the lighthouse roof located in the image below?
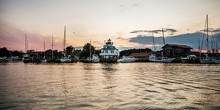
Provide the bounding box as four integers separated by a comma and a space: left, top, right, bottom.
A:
102, 45, 118, 50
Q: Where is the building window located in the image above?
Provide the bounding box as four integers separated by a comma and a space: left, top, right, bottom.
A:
105, 50, 108, 53
111, 50, 114, 53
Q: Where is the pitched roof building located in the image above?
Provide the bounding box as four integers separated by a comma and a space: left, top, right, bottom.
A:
162, 44, 192, 57
129, 52, 153, 58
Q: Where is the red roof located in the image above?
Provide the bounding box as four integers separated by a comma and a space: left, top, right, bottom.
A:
162, 44, 192, 49
129, 52, 152, 58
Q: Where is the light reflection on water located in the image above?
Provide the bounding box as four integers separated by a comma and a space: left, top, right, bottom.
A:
0, 62, 220, 110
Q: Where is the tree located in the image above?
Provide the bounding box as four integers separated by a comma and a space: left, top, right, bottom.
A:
0, 47, 9, 57
80, 43, 95, 59
66, 45, 75, 56
120, 48, 152, 57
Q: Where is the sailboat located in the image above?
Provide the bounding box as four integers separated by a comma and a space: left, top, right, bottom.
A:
60, 26, 72, 63
199, 15, 216, 64
22, 34, 32, 63
82, 40, 100, 63
41, 41, 47, 63
148, 29, 175, 63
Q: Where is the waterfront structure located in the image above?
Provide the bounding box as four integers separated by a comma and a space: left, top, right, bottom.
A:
129, 52, 152, 62
99, 39, 119, 63
162, 44, 192, 58
149, 44, 191, 63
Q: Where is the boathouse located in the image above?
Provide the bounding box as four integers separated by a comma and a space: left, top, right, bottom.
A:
129, 52, 153, 62
162, 44, 192, 57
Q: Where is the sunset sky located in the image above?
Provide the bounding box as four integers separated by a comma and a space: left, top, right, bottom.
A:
0, 0, 220, 51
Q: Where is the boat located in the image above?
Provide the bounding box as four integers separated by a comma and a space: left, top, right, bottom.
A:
117, 56, 136, 63
99, 39, 119, 63
41, 41, 47, 63
60, 26, 73, 63
149, 54, 174, 63
22, 34, 32, 63
148, 29, 174, 63
82, 54, 100, 63
22, 54, 32, 63
81, 40, 100, 63
199, 15, 216, 64
213, 59, 220, 64
60, 57, 72, 63
41, 58, 47, 63
91, 54, 100, 63
181, 55, 199, 63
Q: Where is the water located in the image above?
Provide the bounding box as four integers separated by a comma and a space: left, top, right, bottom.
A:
0, 62, 220, 110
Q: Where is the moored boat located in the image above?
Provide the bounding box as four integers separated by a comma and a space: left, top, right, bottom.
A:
181, 55, 200, 63
22, 54, 32, 63
199, 15, 218, 64
117, 56, 136, 63
149, 54, 174, 63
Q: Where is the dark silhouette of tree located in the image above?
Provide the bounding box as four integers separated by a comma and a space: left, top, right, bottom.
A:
0, 47, 9, 57
80, 43, 95, 59
11, 50, 23, 58
120, 48, 152, 57
66, 45, 75, 56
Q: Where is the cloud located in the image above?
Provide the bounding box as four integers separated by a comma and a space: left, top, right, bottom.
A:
130, 28, 177, 34
130, 30, 149, 33
213, 28, 220, 33
129, 32, 220, 50
115, 37, 128, 40
132, 3, 138, 7
199, 28, 215, 33
164, 28, 177, 33
129, 35, 164, 45
0, 21, 63, 51
119, 3, 139, 13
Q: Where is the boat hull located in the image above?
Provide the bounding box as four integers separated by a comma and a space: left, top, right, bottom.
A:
199, 59, 214, 64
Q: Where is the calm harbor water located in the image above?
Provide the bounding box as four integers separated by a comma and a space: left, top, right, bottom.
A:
0, 62, 220, 110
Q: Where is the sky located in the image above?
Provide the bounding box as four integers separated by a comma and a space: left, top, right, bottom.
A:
0, 0, 220, 51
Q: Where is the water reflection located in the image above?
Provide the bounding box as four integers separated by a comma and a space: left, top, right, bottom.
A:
0, 63, 220, 109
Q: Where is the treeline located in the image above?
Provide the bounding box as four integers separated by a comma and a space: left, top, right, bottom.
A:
120, 48, 152, 57
0, 47, 23, 58
0, 43, 100, 59
1, 45, 152, 59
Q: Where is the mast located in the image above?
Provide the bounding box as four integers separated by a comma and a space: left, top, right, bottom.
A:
161, 28, 165, 58
52, 35, 53, 59
44, 41, 45, 58
25, 34, 28, 52
162, 28, 166, 45
152, 32, 156, 52
90, 40, 92, 59
206, 15, 209, 51
198, 38, 201, 51
64, 26, 66, 57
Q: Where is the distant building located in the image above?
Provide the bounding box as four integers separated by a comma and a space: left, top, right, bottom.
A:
129, 52, 153, 62
99, 39, 119, 62
162, 44, 192, 57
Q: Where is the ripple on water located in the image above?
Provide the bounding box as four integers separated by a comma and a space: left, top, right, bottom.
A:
57, 103, 96, 110
1, 63, 220, 110
144, 89, 160, 93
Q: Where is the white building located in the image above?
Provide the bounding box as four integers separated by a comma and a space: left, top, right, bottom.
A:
99, 39, 119, 62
